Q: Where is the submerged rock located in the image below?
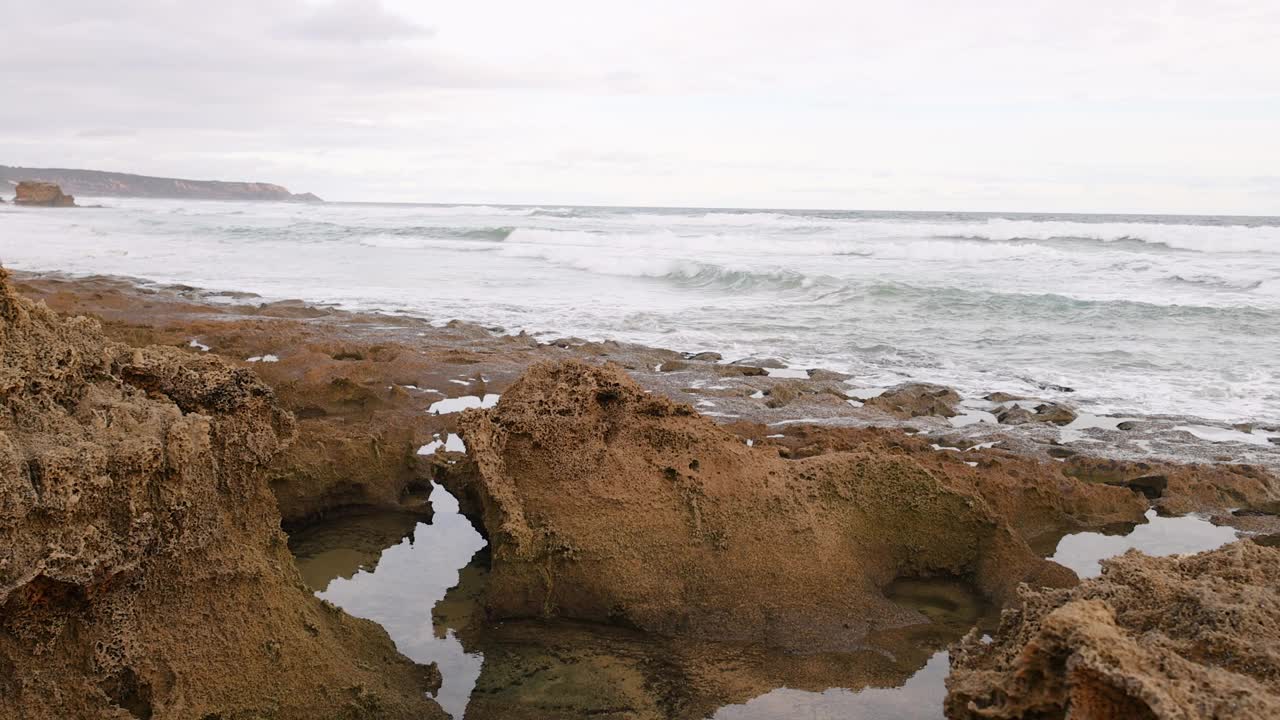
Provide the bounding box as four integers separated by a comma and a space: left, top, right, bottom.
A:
12, 180, 76, 207
0, 269, 445, 719
445, 361, 1074, 650
865, 382, 962, 418
945, 541, 1280, 719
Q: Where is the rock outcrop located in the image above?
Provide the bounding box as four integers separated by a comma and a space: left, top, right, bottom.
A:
945, 541, 1280, 719
996, 401, 1077, 426
0, 269, 445, 719
444, 361, 1075, 650
865, 382, 962, 418
12, 180, 76, 207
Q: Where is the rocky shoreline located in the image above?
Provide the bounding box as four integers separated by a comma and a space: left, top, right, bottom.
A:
3, 268, 1279, 718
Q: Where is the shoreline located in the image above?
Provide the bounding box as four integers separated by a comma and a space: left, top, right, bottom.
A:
12, 268, 1280, 475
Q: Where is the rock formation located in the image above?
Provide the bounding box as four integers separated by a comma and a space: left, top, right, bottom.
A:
0, 269, 445, 719
12, 180, 76, 207
995, 401, 1077, 426
865, 382, 962, 418
444, 360, 1076, 650
945, 541, 1280, 719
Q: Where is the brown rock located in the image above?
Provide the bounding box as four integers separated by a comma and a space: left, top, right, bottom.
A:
995, 405, 1035, 425
12, 180, 76, 207
865, 382, 962, 418
715, 363, 768, 377
996, 401, 1077, 426
945, 542, 1280, 720
0, 269, 445, 719
444, 361, 1075, 650
760, 424, 1148, 551
1065, 456, 1280, 516
1034, 401, 1078, 426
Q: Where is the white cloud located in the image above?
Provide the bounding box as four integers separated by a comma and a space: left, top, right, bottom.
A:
1, 0, 1278, 213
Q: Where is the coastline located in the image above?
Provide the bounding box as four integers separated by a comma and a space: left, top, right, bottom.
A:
4, 266, 1279, 719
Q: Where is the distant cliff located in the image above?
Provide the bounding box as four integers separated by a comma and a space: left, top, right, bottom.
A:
0, 165, 322, 203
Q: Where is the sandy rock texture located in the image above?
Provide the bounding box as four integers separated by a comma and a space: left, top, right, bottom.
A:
1064, 455, 1280, 516
738, 424, 1151, 552
945, 541, 1280, 719
12, 180, 76, 207
0, 269, 445, 719
444, 360, 1076, 649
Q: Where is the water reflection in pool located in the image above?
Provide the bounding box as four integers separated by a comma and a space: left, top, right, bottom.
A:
289, 486, 486, 719
288, 488, 1240, 719
1050, 509, 1238, 578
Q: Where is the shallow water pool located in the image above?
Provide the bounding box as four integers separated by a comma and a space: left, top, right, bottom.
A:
289, 488, 1241, 719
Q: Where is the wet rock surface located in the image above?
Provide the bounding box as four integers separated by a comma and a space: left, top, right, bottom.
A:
444, 361, 1075, 649
995, 401, 1077, 426
945, 541, 1280, 719
865, 382, 962, 418
0, 269, 445, 719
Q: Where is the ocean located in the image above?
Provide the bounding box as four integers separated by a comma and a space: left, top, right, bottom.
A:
3, 198, 1279, 424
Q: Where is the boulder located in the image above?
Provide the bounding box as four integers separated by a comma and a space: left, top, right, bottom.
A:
945, 542, 1280, 719
996, 401, 1077, 426
443, 361, 1075, 650
12, 180, 75, 207
995, 405, 1035, 425
865, 382, 962, 418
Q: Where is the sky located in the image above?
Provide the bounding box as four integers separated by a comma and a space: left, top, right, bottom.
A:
2, 0, 1279, 214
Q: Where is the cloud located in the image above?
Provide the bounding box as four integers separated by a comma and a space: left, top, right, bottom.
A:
0, 1, 1278, 213
282, 0, 434, 44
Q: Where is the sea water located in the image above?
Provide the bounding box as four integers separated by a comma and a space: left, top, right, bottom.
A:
4, 198, 1279, 423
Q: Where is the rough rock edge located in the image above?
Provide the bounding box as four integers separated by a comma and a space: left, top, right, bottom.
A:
945, 541, 1280, 720
0, 268, 445, 719
445, 360, 1076, 650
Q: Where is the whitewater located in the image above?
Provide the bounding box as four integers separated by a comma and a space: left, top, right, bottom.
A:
3, 198, 1279, 424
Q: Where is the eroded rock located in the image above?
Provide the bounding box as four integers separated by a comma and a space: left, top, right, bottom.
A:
444, 361, 1075, 650
996, 401, 1077, 426
12, 180, 75, 207
945, 541, 1280, 719
865, 382, 962, 418
0, 269, 445, 719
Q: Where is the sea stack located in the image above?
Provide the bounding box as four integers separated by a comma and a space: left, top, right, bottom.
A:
13, 180, 76, 207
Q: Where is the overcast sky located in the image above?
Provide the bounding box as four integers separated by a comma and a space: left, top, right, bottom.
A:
3, 1, 1279, 213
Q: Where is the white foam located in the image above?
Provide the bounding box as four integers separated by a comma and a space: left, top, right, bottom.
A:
428, 394, 500, 414
188, 338, 210, 352
417, 434, 466, 455
1060, 414, 1136, 443
1175, 424, 1278, 447
246, 354, 279, 363
949, 408, 997, 428
5, 199, 1279, 426
765, 368, 809, 379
